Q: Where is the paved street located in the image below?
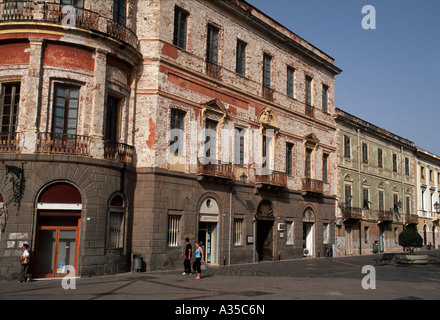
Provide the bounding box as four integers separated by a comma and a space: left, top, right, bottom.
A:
1, 251, 440, 301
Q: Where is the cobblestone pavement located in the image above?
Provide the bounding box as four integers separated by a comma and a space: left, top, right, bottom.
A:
1, 251, 440, 301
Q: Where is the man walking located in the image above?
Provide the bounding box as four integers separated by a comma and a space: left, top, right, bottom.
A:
181, 238, 192, 275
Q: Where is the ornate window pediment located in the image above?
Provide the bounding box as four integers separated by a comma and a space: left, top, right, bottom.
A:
201, 98, 228, 126
258, 108, 278, 131
304, 133, 319, 149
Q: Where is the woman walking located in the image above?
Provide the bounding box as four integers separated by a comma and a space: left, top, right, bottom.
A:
18, 244, 31, 283
193, 241, 204, 280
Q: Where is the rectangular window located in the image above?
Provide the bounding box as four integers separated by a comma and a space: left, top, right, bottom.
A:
379, 190, 384, 211
170, 109, 185, 156
393, 153, 397, 172
345, 185, 352, 207
286, 221, 294, 245
322, 84, 328, 113
378, 148, 383, 168
173, 6, 188, 50
108, 211, 124, 248
363, 188, 370, 210
233, 218, 243, 245
305, 76, 313, 106
405, 157, 410, 176
234, 128, 245, 166
393, 193, 399, 212
406, 196, 411, 215
263, 54, 272, 88
236, 40, 247, 76
1, 82, 20, 135
167, 215, 181, 247
113, 0, 126, 25
52, 84, 79, 136
323, 223, 330, 244
105, 96, 122, 142
286, 142, 294, 175
362, 143, 368, 164
322, 153, 329, 183
364, 226, 370, 244
344, 135, 350, 158
287, 66, 295, 98
206, 25, 219, 65
305, 148, 313, 179
205, 119, 218, 163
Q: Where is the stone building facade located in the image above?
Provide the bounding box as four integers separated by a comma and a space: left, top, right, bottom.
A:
0, 0, 341, 278
415, 148, 440, 249
335, 108, 417, 255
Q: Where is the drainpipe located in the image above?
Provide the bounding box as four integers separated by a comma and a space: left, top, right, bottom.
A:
229, 190, 232, 266
357, 129, 362, 255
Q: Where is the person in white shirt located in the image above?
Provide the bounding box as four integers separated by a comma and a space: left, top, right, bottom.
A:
18, 244, 30, 283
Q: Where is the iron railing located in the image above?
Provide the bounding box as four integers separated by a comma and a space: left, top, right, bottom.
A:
0, 132, 20, 152
0, 1, 139, 49
36, 132, 91, 156
104, 140, 134, 164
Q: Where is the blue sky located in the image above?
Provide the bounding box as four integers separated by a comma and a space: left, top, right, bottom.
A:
248, 0, 440, 155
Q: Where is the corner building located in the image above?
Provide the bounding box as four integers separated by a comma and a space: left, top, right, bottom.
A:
0, 0, 341, 278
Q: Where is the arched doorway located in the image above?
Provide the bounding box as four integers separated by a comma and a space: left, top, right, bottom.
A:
33, 183, 82, 278
198, 197, 219, 265
256, 200, 274, 261
303, 208, 315, 257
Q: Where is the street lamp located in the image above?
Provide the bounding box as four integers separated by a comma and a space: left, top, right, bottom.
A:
434, 201, 440, 213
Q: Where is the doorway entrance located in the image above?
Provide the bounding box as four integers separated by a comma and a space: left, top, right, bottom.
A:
256, 200, 274, 261
33, 183, 82, 278
198, 197, 219, 265
302, 208, 315, 257
257, 219, 274, 261
34, 214, 80, 277
198, 222, 218, 264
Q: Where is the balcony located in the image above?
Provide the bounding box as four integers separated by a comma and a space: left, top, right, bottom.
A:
377, 211, 394, 223
255, 168, 287, 191
305, 105, 314, 118
197, 161, 233, 182
342, 207, 363, 220
0, 132, 20, 153
0, 2, 139, 49
262, 86, 274, 101
36, 132, 91, 156
405, 214, 419, 225
104, 140, 134, 165
301, 178, 323, 196
206, 61, 222, 79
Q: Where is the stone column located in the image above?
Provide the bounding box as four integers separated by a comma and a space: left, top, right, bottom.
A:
17, 38, 44, 154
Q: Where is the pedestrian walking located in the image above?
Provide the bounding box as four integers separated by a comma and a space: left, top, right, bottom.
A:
193, 241, 204, 280
18, 244, 31, 283
181, 237, 192, 275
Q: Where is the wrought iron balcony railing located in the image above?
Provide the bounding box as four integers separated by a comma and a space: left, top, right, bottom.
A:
36, 132, 91, 156
0, 132, 20, 153
302, 178, 323, 194
0, 1, 139, 49
377, 210, 394, 222
104, 140, 134, 164
197, 161, 233, 180
342, 207, 363, 220
255, 169, 287, 187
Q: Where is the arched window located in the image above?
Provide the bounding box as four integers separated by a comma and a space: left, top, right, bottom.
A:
107, 194, 126, 249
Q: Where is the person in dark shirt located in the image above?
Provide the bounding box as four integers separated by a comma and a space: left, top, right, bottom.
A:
181, 237, 192, 275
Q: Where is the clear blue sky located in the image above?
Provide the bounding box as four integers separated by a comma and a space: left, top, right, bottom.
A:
248, 0, 440, 155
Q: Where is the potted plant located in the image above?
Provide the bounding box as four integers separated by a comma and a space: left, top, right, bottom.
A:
398, 228, 429, 264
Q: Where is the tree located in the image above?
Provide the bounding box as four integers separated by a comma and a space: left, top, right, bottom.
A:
398, 228, 423, 254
